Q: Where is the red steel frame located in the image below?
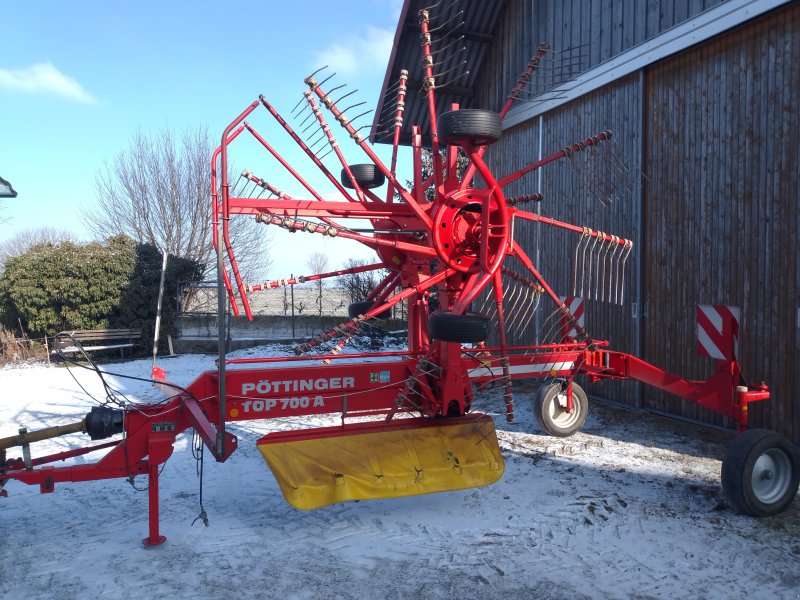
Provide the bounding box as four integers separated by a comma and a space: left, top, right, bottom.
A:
0, 11, 773, 545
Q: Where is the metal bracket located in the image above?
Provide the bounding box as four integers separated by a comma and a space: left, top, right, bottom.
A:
19, 428, 32, 470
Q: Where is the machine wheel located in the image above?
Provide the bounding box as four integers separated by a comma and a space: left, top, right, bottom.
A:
534, 382, 588, 437
428, 311, 489, 343
348, 300, 391, 320
721, 428, 800, 517
341, 164, 385, 189
438, 109, 502, 146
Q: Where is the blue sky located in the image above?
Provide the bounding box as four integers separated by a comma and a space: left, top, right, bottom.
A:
0, 0, 404, 278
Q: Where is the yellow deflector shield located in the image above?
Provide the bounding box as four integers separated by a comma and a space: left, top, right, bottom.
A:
257, 414, 504, 510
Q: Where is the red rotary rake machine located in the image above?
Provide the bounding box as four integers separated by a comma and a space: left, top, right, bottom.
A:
2, 6, 798, 546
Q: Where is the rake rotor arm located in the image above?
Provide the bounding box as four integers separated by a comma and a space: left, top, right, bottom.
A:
498, 130, 613, 188
386, 69, 409, 203
294, 269, 453, 355
460, 43, 551, 189
246, 262, 386, 293
258, 95, 359, 204
418, 8, 444, 194
244, 123, 328, 204
305, 78, 433, 229
252, 210, 438, 257
366, 271, 401, 302
515, 210, 632, 247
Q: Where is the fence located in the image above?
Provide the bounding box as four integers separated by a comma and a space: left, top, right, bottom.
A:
176, 280, 406, 350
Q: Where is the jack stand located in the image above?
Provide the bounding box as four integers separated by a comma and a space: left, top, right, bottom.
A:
143, 462, 167, 547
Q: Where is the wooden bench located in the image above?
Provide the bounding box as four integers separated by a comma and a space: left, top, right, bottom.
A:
53, 329, 142, 358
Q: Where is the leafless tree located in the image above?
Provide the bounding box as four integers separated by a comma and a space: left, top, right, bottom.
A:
306, 251, 329, 316
85, 125, 271, 281
0, 227, 76, 270
340, 257, 387, 303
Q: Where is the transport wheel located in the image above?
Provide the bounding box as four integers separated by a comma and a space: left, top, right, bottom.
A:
437, 109, 503, 146
341, 164, 385, 189
533, 382, 588, 437
348, 300, 391, 320
721, 428, 800, 517
428, 311, 489, 343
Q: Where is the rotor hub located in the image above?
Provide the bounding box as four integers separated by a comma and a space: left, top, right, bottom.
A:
431, 188, 507, 273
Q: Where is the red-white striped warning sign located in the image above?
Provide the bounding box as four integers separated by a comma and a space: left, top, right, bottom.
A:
559, 296, 585, 341
697, 305, 740, 361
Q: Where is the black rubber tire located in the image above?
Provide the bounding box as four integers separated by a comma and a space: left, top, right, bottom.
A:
341, 164, 385, 189
348, 300, 391, 320
721, 428, 800, 517
438, 109, 502, 146
428, 311, 489, 343
533, 382, 588, 437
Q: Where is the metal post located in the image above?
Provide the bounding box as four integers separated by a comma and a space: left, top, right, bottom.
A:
152, 250, 168, 369
142, 462, 166, 546
535, 114, 544, 344
216, 217, 227, 459
290, 275, 295, 338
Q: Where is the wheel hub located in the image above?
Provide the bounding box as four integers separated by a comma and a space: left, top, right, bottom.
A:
431, 188, 507, 273
751, 449, 792, 504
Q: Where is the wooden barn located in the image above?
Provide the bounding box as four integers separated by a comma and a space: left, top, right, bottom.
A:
373, 0, 800, 442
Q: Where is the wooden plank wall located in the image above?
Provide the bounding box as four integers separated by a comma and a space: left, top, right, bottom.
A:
643, 4, 800, 441
478, 0, 723, 114
475, 0, 800, 441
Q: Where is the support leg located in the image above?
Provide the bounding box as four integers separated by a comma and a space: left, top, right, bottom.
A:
142, 462, 167, 547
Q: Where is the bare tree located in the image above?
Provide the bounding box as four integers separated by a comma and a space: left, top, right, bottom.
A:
85, 125, 271, 281
0, 227, 76, 270
306, 251, 329, 316
340, 257, 387, 303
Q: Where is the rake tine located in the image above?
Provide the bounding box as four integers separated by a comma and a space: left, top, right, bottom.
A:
300, 112, 319, 132
573, 228, 589, 297
349, 109, 374, 127
600, 234, 614, 302
430, 36, 465, 56
431, 60, 468, 80
619, 240, 633, 305
332, 88, 359, 107
321, 83, 347, 104
316, 71, 337, 89
606, 236, 620, 304
339, 101, 367, 115
582, 229, 596, 299
291, 94, 308, 114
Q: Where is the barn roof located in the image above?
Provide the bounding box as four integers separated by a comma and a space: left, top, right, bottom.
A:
370, 0, 507, 146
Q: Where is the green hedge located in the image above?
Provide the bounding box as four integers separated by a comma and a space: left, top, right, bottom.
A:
0, 235, 203, 354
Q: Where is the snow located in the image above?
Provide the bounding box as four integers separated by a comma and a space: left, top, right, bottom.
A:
1, 346, 798, 599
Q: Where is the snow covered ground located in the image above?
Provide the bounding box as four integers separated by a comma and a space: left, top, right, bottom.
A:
1, 347, 798, 599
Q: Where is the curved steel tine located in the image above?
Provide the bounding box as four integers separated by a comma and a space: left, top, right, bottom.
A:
321, 83, 347, 103
333, 88, 359, 107
619, 240, 633, 305
600, 234, 613, 302
606, 236, 620, 304
579, 228, 591, 298
584, 230, 598, 299
340, 100, 367, 114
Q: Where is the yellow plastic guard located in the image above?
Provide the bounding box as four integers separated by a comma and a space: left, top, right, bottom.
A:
257, 414, 504, 510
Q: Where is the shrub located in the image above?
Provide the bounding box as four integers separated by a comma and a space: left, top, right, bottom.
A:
0, 235, 203, 354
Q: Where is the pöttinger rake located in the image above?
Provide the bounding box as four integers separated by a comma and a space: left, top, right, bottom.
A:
2, 2, 798, 545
